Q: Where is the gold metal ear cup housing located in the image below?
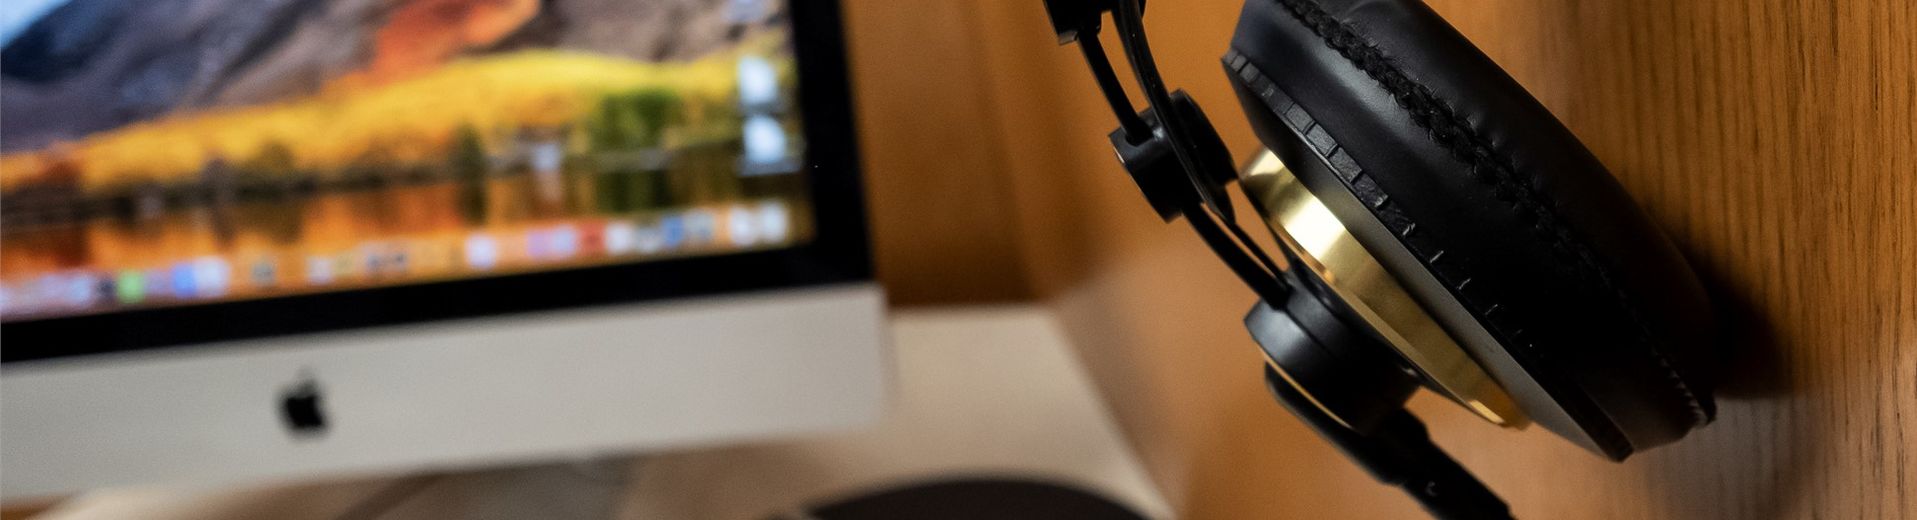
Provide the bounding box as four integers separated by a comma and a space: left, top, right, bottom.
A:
1239, 150, 1529, 428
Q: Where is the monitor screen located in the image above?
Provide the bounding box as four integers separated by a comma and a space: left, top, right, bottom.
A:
1, 0, 825, 322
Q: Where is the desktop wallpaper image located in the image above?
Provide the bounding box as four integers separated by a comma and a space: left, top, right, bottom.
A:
0, 0, 813, 319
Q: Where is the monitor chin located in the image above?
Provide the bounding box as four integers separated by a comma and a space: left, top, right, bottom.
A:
0, 283, 888, 500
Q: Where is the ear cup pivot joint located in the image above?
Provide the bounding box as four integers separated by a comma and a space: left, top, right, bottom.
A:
1109, 93, 1236, 221
1245, 277, 1418, 433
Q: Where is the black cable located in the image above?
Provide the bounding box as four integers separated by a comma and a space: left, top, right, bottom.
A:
1108, 0, 1287, 282
1111, 0, 1178, 142
1263, 367, 1512, 520
1184, 206, 1289, 303
1223, 216, 1287, 279
1112, 0, 1230, 221
1070, 0, 1292, 304
1076, 35, 1153, 143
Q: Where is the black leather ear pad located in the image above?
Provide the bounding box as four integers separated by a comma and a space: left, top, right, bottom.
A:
1224, 0, 1717, 459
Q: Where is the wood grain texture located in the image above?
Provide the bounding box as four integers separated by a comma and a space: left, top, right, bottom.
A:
959, 0, 1916, 518
838, 0, 1035, 304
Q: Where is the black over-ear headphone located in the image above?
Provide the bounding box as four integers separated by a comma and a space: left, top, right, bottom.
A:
1043, 1, 1719, 518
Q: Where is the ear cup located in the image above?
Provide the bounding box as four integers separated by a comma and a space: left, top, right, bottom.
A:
1225, 0, 1716, 459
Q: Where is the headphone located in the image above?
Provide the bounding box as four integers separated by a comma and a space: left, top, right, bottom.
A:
1043, 1, 1719, 518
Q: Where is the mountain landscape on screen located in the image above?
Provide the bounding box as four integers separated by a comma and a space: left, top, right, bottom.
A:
0, 0, 806, 313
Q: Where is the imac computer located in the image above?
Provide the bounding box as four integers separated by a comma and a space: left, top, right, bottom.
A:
0, 0, 883, 499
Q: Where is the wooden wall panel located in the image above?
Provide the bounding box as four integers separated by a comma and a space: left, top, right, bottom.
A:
839, 0, 1033, 304
959, 0, 1916, 518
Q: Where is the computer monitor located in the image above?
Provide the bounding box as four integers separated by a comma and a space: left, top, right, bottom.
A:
0, 0, 883, 500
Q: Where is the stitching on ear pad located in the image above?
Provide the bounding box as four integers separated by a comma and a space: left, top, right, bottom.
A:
1226, 0, 1717, 459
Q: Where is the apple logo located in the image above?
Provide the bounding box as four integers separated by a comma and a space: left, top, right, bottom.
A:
279, 373, 328, 438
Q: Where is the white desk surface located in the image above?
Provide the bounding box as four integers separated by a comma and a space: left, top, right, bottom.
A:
32, 305, 1172, 520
